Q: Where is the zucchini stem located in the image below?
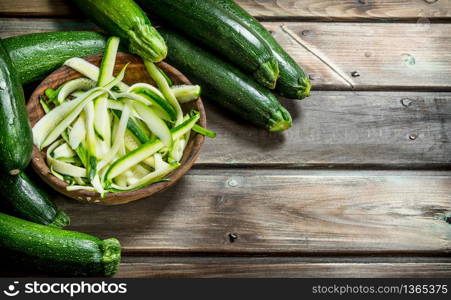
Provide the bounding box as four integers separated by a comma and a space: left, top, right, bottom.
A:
253, 58, 280, 90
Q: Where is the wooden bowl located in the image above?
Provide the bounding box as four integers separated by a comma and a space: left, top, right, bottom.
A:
27, 53, 206, 205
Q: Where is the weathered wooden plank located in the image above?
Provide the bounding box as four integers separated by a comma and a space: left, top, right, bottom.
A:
199, 91, 451, 167
116, 263, 451, 278
115, 257, 451, 278
0, 0, 450, 20
2, 19, 451, 91
2, 257, 450, 278
0, 18, 98, 38
237, 0, 451, 20
265, 22, 451, 90
0, 0, 74, 17
57, 170, 451, 254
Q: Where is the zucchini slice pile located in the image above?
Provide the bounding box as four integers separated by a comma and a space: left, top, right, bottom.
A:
33, 37, 212, 196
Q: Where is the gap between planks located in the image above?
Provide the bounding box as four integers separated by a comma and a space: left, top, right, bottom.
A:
115, 256, 451, 278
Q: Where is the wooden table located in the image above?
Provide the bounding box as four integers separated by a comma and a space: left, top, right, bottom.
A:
0, 0, 450, 278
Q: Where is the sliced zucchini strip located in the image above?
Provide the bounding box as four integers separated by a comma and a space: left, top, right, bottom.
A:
105, 112, 199, 180
171, 85, 201, 103
97, 101, 131, 171
128, 83, 176, 121
58, 78, 96, 104
39, 89, 106, 149
110, 163, 179, 192
64, 57, 129, 91
47, 141, 87, 177
33, 89, 92, 147
98, 36, 120, 87
144, 60, 183, 125
69, 113, 86, 150
133, 101, 172, 147
53, 142, 75, 159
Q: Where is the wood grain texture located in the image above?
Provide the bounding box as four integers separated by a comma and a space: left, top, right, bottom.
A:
264, 22, 451, 90
1, 0, 450, 20
115, 257, 451, 278
116, 263, 451, 278
0, 18, 98, 38
2, 19, 451, 91
200, 91, 451, 167
0, 0, 76, 17
2, 257, 450, 278
56, 170, 451, 254
238, 0, 451, 20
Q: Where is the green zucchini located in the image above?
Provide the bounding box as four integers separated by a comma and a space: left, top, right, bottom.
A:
160, 29, 292, 131
0, 212, 120, 276
0, 41, 33, 174
2, 31, 106, 84
138, 0, 279, 89
72, 0, 167, 62
0, 172, 69, 228
215, 0, 311, 99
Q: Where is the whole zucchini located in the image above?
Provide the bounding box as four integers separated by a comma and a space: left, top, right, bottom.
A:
0, 212, 121, 276
0, 41, 33, 174
71, 0, 167, 62
0, 172, 70, 228
160, 29, 291, 131
2, 31, 106, 85
138, 0, 280, 89
215, 0, 311, 100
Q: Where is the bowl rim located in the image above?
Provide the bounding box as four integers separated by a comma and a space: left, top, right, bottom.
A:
27, 52, 206, 205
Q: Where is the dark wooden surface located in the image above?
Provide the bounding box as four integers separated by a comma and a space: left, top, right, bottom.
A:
1, 0, 451, 20
2, 19, 451, 91
59, 169, 451, 254
0, 1, 450, 278
115, 257, 451, 278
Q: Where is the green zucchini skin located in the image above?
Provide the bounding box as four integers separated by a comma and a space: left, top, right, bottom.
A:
2, 31, 106, 85
138, 0, 279, 89
0, 41, 33, 174
215, 0, 311, 100
0, 172, 70, 228
160, 29, 291, 131
71, 0, 167, 62
0, 212, 121, 276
